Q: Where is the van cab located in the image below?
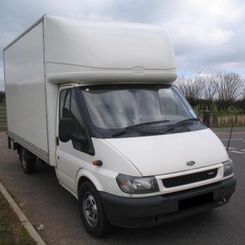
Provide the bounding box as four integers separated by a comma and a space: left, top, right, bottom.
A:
57, 83, 236, 237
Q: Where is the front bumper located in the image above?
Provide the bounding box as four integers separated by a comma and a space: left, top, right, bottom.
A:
100, 177, 236, 228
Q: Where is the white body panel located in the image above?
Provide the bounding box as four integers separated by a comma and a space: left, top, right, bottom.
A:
44, 17, 175, 70
4, 22, 49, 161
105, 128, 229, 176
56, 138, 141, 197
44, 15, 176, 84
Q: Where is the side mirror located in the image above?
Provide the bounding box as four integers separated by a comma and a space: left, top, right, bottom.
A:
59, 118, 73, 142
71, 134, 88, 144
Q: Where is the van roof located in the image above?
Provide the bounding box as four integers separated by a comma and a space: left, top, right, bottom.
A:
5, 15, 177, 84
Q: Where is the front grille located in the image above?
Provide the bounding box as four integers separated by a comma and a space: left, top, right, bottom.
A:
162, 168, 218, 188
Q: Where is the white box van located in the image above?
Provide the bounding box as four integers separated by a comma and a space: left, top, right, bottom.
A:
3, 15, 236, 237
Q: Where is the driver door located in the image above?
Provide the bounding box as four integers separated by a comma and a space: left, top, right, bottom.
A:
56, 87, 93, 194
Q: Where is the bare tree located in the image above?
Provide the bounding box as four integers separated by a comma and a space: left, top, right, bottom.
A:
215, 72, 242, 110
203, 76, 218, 102
239, 83, 245, 111
241, 81, 245, 100
176, 71, 244, 112
176, 76, 204, 106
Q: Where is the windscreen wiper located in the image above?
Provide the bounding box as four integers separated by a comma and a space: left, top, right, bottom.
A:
112, 119, 199, 137
164, 118, 200, 133
111, 120, 170, 137
125, 120, 170, 130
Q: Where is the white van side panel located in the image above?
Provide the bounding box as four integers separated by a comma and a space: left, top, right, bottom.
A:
4, 22, 49, 162
43, 15, 175, 70
43, 15, 177, 84
45, 82, 58, 165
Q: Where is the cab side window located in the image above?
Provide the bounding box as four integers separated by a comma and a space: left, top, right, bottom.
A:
59, 88, 84, 134
59, 88, 93, 154
59, 89, 71, 119
70, 90, 86, 138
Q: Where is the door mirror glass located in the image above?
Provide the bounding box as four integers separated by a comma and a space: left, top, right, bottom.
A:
71, 134, 88, 144
59, 118, 73, 142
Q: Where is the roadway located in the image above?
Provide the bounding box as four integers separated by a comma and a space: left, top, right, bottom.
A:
0, 128, 244, 245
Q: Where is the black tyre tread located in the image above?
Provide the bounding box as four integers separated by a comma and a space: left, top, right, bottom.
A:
78, 181, 111, 238
20, 148, 37, 174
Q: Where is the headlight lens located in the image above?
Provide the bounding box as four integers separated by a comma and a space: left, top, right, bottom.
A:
116, 174, 159, 194
223, 159, 234, 177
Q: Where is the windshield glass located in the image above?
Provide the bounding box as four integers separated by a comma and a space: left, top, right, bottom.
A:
82, 85, 196, 128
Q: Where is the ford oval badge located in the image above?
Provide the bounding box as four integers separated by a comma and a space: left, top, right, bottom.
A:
186, 161, 195, 166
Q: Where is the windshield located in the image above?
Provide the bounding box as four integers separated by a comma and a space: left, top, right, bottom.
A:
81, 85, 205, 137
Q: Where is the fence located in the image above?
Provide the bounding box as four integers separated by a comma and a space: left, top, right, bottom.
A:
211, 114, 245, 127
201, 111, 245, 127
0, 92, 5, 103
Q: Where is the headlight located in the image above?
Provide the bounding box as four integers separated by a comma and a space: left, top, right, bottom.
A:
223, 159, 234, 177
116, 174, 159, 194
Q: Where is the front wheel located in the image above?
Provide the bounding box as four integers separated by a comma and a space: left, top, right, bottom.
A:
20, 148, 37, 174
78, 181, 111, 237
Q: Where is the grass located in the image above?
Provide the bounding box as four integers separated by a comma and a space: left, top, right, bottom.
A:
0, 102, 6, 132
0, 191, 35, 245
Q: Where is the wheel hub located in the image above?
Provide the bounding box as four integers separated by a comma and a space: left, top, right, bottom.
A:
83, 192, 98, 227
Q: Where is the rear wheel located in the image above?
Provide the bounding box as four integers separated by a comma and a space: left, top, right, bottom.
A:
78, 181, 111, 237
20, 148, 37, 174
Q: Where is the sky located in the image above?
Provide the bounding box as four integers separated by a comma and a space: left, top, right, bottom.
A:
1, 0, 245, 90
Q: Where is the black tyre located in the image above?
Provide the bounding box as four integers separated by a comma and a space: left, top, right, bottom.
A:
20, 148, 37, 174
78, 181, 111, 238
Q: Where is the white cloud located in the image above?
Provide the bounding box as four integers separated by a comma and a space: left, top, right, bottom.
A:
164, 18, 233, 49
158, 0, 245, 72
0, 0, 245, 89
